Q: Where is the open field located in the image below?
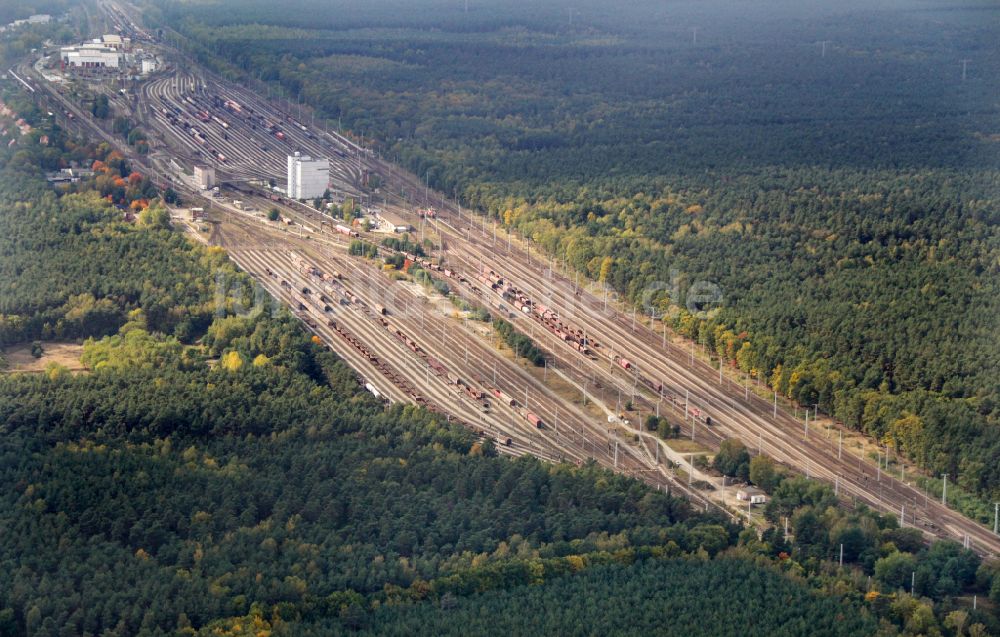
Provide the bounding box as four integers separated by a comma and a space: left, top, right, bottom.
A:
1, 342, 85, 373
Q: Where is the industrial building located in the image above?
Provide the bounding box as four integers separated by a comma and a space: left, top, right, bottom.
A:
59, 35, 130, 70
193, 165, 215, 190
60, 43, 122, 69
99, 34, 126, 50
1, 14, 51, 32
286, 152, 329, 200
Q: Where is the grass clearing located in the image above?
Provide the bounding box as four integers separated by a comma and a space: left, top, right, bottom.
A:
665, 438, 712, 454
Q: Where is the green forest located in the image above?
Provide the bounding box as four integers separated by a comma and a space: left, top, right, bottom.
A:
327, 559, 877, 637
0, 96, 735, 634
143, 0, 1000, 508
1, 2, 999, 635
0, 74, 999, 637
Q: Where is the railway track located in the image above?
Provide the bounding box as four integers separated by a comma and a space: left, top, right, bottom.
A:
213, 199, 992, 544
16, 2, 991, 545
176, 89, 996, 551
374, 194, 1000, 555
136, 67, 364, 193
210, 212, 717, 506
220, 230, 574, 467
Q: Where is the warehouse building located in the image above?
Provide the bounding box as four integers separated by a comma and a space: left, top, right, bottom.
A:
286, 152, 329, 200
60, 43, 122, 69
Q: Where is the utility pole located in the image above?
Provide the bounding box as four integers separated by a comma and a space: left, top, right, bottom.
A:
994, 502, 998, 535
942, 474, 948, 506
961, 59, 970, 81
838, 430, 843, 459
820, 40, 830, 57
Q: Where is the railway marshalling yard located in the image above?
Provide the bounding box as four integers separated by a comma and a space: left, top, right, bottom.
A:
17, 1, 1000, 557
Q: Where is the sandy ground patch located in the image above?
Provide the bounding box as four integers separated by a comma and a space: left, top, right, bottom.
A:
2, 342, 86, 373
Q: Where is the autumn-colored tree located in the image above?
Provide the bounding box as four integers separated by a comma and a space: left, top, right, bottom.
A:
598, 256, 613, 283
220, 350, 244, 372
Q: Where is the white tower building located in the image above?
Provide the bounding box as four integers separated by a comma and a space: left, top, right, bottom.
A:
286, 152, 329, 200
